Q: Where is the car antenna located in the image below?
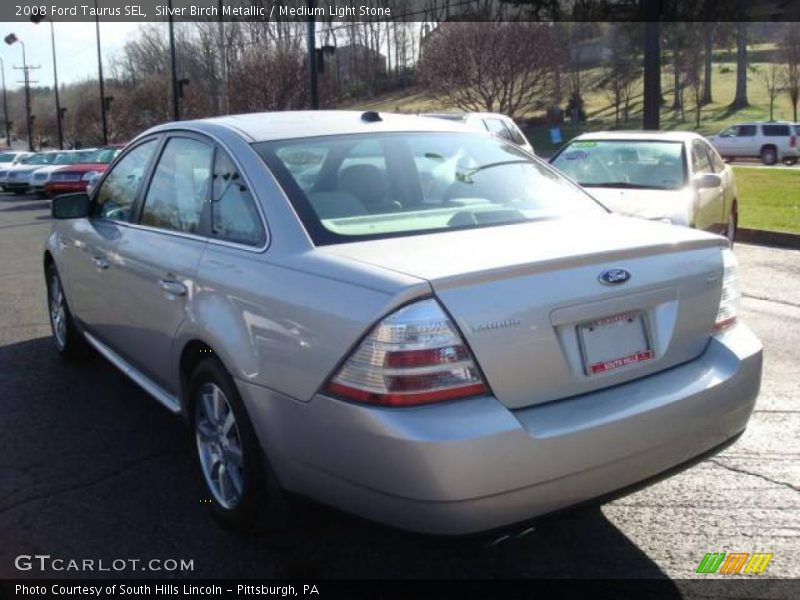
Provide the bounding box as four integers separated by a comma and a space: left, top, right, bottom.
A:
361, 111, 382, 123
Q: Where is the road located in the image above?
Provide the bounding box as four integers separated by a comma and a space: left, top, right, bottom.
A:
0, 191, 797, 582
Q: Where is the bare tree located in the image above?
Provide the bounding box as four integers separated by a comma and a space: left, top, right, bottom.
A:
783, 24, 800, 122
683, 29, 705, 128
418, 22, 559, 119
763, 64, 783, 121
730, 3, 749, 109
603, 25, 639, 127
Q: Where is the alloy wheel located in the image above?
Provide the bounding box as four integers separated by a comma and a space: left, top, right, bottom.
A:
195, 382, 245, 509
49, 274, 67, 349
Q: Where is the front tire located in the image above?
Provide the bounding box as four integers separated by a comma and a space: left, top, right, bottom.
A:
46, 263, 89, 359
189, 357, 288, 531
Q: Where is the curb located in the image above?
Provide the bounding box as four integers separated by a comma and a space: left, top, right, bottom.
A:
736, 228, 800, 250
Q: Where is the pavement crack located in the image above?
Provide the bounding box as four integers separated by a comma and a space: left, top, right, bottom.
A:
708, 458, 800, 493
0, 452, 174, 515
742, 293, 800, 309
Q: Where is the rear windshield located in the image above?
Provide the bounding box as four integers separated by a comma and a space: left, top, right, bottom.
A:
552, 139, 687, 191
254, 132, 603, 245
0, 154, 14, 163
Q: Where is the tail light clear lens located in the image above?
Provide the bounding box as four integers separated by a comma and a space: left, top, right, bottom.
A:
325, 298, 488, 407
714, 249, 740, 332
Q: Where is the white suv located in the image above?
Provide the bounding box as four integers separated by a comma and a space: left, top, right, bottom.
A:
707, 122, 798, 165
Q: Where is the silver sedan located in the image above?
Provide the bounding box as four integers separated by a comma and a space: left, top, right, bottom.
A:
551, 131, 739, 245
45, 111, 762, 534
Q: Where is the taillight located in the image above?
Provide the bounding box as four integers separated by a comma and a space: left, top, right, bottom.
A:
790, 135, 797, 148
325, 298, 488, 407
714, 249, 740, 332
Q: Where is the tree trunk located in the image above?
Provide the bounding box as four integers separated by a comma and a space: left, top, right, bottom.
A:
702, 26, 713, 105
730, 20, 748, 109
672, 41, 682, 110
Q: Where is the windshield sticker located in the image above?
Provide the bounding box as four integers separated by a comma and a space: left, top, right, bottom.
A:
563, 150, 588, 160
571, 141, 597, 148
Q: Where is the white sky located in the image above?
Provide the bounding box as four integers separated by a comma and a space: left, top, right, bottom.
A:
0, 21, 144, 89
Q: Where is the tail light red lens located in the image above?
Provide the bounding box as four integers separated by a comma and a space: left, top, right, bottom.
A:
791, 135, 797, 148
325, 299, 488, 407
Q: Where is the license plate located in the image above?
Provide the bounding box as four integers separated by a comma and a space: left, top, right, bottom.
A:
578, 311, 652, 375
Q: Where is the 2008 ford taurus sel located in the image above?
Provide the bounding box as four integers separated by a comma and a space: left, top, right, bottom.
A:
44, 111, 762, 534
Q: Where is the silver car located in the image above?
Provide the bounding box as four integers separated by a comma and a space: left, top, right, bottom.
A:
551, 132, 739, 245
45, 111, 762, 534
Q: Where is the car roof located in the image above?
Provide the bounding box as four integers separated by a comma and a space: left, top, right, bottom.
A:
570, 131, 703, 143
146, 111, 475, 143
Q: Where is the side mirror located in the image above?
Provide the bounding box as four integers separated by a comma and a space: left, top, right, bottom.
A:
693, 173, 722, 190
51, 193, 90, 219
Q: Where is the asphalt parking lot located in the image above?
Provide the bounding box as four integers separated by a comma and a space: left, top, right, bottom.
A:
0, 190, 797, 582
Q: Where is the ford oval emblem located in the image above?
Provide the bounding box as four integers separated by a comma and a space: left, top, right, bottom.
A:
599, 268, 631, 285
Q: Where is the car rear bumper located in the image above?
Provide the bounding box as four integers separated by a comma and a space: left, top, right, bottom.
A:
45, 182, 86, 196
239, 323, 762, 534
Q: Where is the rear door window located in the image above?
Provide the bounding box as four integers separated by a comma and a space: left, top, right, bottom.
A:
139, 136, 213, 234
209, 149, 266, 247
762, 124, 790, 136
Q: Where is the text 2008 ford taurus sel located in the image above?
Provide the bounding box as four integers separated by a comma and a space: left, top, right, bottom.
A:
44, 111, 762, 534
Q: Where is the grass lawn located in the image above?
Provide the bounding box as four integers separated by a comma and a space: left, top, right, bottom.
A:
734, 167, 800, 233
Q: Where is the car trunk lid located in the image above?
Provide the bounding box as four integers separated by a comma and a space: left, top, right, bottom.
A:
321, 215, 726, 409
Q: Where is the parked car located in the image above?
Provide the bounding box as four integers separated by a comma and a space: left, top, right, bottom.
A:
45, 111, 761, 534
0, 152, 36, 190
30, 150, 98, 197
551, 131, 738, 244
707, 121, 798, 165
3, 151, 60, 194
44, 146, 122, 198
421, 111, 535, 155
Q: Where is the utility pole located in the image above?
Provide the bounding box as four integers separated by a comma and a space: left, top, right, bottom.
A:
642, 0, 662, 131
0, 57, 10, 147
94, 1, 108, 144
307, 0, 318, 110
168, 0, 180, 121
48, 22, 64, 149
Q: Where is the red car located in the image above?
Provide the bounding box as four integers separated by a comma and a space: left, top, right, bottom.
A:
44, 145, 124, 197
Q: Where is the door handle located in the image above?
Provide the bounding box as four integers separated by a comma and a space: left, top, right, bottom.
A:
159, 279, 187, 297
92, 255, 109, 270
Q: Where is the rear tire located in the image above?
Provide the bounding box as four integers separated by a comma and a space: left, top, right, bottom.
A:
760, 146, 778, 166
726, 206, 737, 247
189, 357, 290, 532
45, 263, 90, 359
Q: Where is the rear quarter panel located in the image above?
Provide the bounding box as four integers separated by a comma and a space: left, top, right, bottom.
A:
174, 244, 430, 403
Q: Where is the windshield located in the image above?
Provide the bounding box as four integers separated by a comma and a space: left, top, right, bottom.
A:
254, 132, 604, 244
25, 153, 57, 166
552, 140, 687, 191
86, 147, 120, 164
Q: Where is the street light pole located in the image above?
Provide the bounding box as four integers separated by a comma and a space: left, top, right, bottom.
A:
48, 22, 64, 149
0, 57, 10, 148
5, 34, 34, 151
94, 1, 108, 144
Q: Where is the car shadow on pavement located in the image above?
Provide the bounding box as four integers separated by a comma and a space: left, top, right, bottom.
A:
0, 201, 50, 212
0, 336, 680, 587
